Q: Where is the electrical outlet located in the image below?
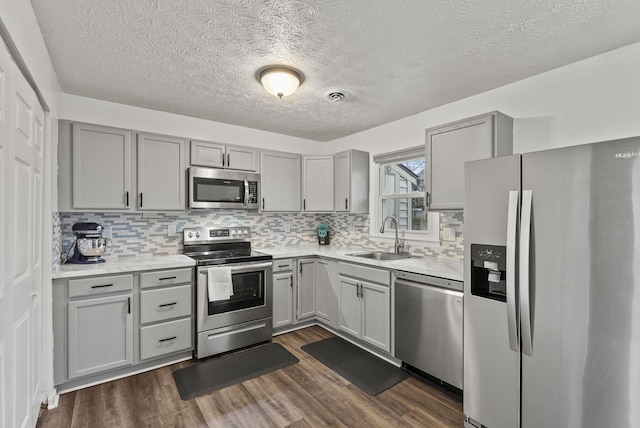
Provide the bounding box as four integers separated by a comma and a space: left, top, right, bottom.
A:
284, 223, 291, 233
442, 227, 456, 242
102, 225, 112, 239
168, 224, 176, 236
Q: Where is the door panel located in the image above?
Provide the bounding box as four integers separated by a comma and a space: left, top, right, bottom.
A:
463, 155, 521, 428
521, 138, 640, 428
1, 42, 45, 428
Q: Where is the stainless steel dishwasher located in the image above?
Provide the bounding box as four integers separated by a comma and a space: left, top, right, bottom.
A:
394, 271, 463, 390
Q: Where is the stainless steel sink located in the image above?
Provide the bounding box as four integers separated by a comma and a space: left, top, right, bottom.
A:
347, 251, 412, 261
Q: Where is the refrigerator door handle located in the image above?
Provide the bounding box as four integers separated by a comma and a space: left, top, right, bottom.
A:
507, 190, 520, 352
520, 189, 534, 356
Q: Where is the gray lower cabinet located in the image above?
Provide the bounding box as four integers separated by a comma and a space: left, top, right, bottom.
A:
272, 259, 294, 329
315, 259, 338, 328
338, 263, 391, 353
53, 267, 193, 390
297, 258, 316, 320
68, 293, 133, 379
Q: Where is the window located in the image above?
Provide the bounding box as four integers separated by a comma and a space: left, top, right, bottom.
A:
373, 146, 439, 242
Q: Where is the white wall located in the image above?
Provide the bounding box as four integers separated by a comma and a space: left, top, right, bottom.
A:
328, 41, 640, 156
60, 93, 322, 154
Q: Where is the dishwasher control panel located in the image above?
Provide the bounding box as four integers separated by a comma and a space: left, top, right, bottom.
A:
395, 271, 463, 292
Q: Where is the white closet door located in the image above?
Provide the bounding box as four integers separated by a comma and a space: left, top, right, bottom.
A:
0, 41, 45, 428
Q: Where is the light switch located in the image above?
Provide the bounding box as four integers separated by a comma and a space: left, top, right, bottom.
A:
442, 227, 456, 242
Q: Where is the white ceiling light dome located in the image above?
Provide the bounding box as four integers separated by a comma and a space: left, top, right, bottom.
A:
257, 66, 304, 98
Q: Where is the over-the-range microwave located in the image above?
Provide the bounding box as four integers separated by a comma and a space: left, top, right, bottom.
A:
188, 167, 260, 209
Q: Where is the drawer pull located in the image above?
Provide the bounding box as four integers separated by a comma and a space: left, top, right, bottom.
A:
158, 336, 177, 343
90, 284, 114, 289
158, 302, 177, 308
278, 264, 289, 268
158, 276, 177, 281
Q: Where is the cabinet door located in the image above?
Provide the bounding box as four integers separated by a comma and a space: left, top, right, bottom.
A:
334, 151, 350, 212
338, 277, 361, 337
190, 140, 225, 168
68, 294, 133, 379
302, 155, 334, 212
362, 281, 391, 352
316, 260, 338, 327
273, 271, 293, 328
72, 123, 132, 209
137, 133, 186, 211
297, 259, 316, 320
426, 112, 512, 210
227, 145, 257, 171
260, 150, 301, 212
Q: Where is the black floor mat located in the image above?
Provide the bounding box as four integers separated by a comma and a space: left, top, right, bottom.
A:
301, 337, 409, 395
173, 343, 299, 400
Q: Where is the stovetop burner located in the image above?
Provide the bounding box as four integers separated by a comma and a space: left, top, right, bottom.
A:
182, 226, 272, 265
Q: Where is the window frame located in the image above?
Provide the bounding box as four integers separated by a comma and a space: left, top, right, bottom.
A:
371, 146, 440, 244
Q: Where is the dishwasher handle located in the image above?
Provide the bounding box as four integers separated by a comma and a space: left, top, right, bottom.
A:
395, 277, 463, 298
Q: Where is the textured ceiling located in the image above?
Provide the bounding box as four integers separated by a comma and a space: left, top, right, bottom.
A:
30, 0, 640, 142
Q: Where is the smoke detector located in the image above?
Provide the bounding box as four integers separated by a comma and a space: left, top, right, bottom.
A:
326, 91, 346, 102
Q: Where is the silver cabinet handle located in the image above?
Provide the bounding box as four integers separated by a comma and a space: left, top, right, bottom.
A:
507, 190, 519, 352
520, 189, 534, 357
227, 153, 230, 167
345, 198, 348, 210
158, 276, 176, 282
158, 336, 176, 343
221, 152, 225, 167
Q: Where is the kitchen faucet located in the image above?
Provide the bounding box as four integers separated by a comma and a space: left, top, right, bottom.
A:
380, 216, 405, 255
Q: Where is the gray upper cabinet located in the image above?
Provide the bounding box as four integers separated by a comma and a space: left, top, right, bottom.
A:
71, 122, 133, 210
302, 155, 334, 212
190, 140, 257, 171
137, 133, 186, 211
334, 149, 369, 213
60, 120, 188, 212
260, 150, 301, 212
425, 111, 513, 210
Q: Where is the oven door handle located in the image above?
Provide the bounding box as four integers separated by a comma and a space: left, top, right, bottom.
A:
201, 262, 273, 273
243, 177, 249, 208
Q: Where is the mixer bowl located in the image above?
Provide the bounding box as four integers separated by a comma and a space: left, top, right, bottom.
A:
77, 238, 109, 257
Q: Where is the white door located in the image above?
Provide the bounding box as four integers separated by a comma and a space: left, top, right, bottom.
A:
0, 43, 45, 428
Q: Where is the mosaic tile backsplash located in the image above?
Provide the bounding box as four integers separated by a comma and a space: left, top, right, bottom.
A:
55, 210, 463, 265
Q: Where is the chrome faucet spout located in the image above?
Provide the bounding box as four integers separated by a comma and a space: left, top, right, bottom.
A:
380, 216, 404, 255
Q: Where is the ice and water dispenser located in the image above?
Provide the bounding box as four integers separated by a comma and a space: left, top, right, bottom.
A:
470, 244, 507, 301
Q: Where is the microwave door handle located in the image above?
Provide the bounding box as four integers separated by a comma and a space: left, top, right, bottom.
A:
244, 177, 249, 208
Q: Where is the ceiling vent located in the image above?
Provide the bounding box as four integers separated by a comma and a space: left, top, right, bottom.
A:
326, 91, 346, 102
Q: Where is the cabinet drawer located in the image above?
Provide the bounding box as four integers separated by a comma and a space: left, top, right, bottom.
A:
68, 274, 133, 298
273, 259, 293, 272
140, 268, 192, 289
140, 318, 192, 360
338, 262, 390, 286
140, 284, 192, 324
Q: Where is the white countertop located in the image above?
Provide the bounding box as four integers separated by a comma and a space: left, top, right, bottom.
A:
255, 245, 463, 282
53, 255, 196, 279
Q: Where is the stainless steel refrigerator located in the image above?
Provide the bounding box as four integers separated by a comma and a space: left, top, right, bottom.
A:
463, 137, 640, 428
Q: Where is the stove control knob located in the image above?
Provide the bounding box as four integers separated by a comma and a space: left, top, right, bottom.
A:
231, 230, 236, 236
187, 231, 193, 238
243, 229, 248, 235
195, 231, 200, 238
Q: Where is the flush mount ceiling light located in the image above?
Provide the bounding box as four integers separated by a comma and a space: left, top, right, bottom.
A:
257, 66, 304, 98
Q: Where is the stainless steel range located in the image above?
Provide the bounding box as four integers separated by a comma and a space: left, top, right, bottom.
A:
183, 226, 273, 359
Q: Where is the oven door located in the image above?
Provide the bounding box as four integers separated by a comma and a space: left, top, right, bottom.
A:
196, 261, 272, 332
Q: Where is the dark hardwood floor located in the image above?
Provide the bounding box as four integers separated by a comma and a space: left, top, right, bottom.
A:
37, 326, 463, 427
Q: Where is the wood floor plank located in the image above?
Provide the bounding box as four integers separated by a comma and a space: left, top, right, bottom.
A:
37, 326, 463, 428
